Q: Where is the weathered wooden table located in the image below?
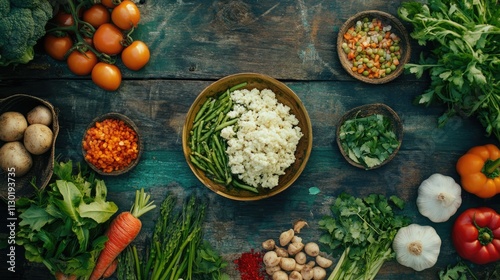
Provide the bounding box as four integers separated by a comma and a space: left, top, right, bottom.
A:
1, 0, 499, 279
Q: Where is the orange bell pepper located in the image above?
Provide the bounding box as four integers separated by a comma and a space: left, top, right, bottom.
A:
456, 144, 500, 198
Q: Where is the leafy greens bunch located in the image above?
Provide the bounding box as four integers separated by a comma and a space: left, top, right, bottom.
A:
16, 161, 118, 277
318, 193, 410, 280
397, 0, 500, 140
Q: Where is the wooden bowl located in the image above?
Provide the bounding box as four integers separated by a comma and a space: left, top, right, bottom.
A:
336, 103, 403, 169
337, 10, 411, 84
182, 73, 313, 201
82, 113, 142, 176
0, 94, 59, 200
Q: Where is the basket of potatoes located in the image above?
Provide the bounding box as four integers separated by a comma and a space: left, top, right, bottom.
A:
0, 94, 59, 200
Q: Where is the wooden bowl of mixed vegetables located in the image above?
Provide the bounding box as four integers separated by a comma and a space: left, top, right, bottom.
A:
81, 112, 142, 176
182, 73, 313, 201
336, 103, 403, 170
337, 10, 411, 84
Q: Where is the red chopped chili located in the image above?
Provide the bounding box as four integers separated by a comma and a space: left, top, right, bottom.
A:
234, 249, 267, 280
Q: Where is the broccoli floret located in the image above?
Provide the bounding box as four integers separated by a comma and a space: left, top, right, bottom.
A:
0, 0, 53, 66
0, 0, 9, 18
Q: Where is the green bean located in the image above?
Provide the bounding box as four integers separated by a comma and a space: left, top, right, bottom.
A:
198, 125, 215, 142
193, 97, 212, 123
229, 82, 248, 92
215, 118, 238, 131
191, 152, 212, 165
232, 179, 259, 194
210, 149, 225, 182
195, 120, 203, 154
211, 134, 226, 167
189, 155, 207, 172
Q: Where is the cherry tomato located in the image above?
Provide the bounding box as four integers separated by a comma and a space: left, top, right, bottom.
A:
92, 62, 122, 91
53, 10, 75, 27
67, 50, 98, 76
111, 0, 141, 30
121, 41, 150, 70
101, 0, 118, 9
44, 34, 73, 60
83, 4, 111, 28
93, 23, 124, 55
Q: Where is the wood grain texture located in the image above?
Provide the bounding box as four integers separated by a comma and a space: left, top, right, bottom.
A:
1, 0, 500, 279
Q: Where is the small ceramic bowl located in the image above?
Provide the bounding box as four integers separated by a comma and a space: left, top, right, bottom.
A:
182, 73, 313, 201
336, 103, 403, 169
0, 94, 59, 200
337, 10, 411, 84
82, 113, 142, 176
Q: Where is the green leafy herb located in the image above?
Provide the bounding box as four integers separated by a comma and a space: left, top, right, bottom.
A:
438, 261, 500, 280
16, 160, 118, 277
318, 193, 410, 280
338, 113, 400, 169
398, 0, 500, 140
438, 261, 474, 280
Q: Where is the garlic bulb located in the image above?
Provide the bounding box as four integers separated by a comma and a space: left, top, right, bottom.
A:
417, 173, 462, 223
393, 224, 441, 271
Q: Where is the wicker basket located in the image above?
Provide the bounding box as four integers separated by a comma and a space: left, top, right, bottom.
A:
0, 94, 59, 200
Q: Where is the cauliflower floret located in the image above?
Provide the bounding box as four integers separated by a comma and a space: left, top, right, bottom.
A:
221, 88, 303, 189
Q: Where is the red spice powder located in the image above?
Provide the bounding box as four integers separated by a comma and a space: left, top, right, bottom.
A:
234, 249, 267, 280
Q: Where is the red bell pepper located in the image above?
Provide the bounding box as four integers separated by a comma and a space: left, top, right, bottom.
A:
452, 207, 500, 264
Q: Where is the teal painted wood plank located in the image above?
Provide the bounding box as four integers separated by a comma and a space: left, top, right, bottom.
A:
0, 0, 424, 82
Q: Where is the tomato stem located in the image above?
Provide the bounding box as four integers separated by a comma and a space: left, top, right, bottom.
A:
46, 0, 117, 64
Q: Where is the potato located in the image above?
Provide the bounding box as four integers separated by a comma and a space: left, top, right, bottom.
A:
27, 105, 53, 126
23, 124, 54, 155
0, 111, 28, 142
0, 141, 33, 176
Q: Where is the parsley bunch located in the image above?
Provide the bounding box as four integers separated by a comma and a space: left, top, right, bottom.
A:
398, 0, 500, 140
318, 193, 410, 280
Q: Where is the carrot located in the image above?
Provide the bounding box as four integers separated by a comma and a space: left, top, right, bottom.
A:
89, 188, 156, 280
102, 259, 118, 278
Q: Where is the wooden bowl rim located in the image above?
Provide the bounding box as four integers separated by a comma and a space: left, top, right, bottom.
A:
82, 112, 142, 176
182, 72, 313, 201
336, 103, 403, 170
0, 94, 59, 200
337, 10, 411, 84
